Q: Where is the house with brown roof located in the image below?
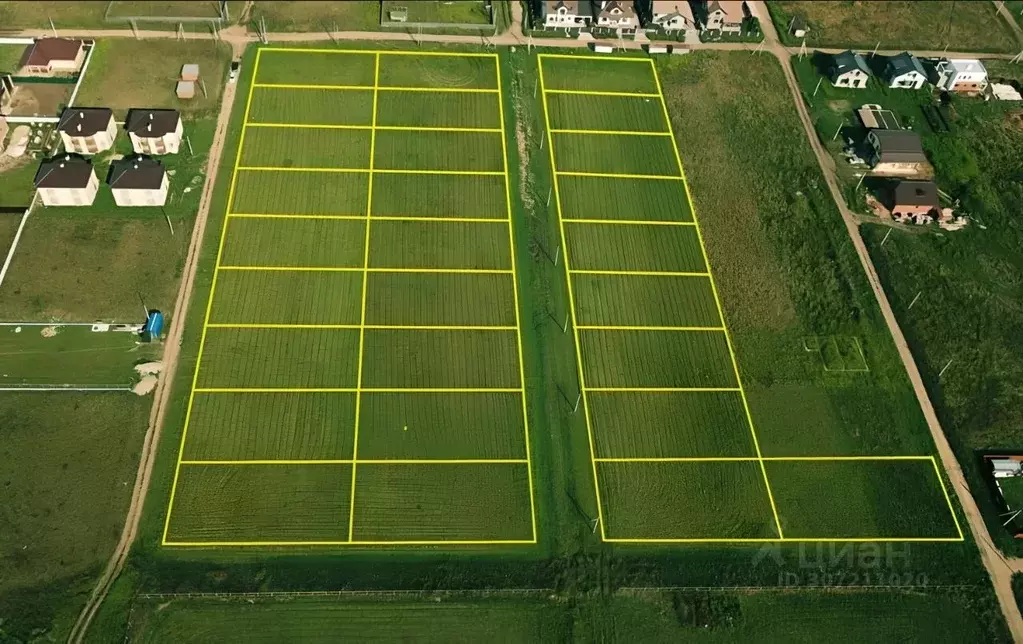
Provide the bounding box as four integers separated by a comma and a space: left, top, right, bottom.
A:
703, 0, 748, 33
34, 155, 98, 207
18, 38, 85, 76
58, 107, 116, 155
126, 109, 183, 155
866, 129, 932, 176
651, 1, 697, 31
109, 156, 169, 207
594, 0, 637, 29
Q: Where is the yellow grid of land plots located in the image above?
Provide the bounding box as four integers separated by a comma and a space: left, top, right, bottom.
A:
162, 49, 538, 547
537, 54, 963, 543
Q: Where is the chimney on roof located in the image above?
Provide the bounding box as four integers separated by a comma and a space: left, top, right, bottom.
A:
147, 122, 152, 133
76, 123, 82, 132
149, 113, 153, 120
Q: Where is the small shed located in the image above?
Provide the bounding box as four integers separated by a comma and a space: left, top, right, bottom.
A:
176, 80, 195, 99
388, 6, 408, 22
180, 64, 199, 81
789, 15, 808, 38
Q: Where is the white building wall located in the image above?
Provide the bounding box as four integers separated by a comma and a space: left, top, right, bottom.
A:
112, 175, 169, 207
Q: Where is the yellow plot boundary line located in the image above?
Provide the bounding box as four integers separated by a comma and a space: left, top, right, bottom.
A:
252, 83, 499, 94
227, 213, 507, 224
245, 123, 502, 133
544, 89, 659, 98
556, 170, 683, 181
550, 128, 672, 137
648, 58, 784, 540
236, 166, 505, 176
930, 455, 966, 540
259, 47, 497, 58
570, 269, 709, 277
162, 47, 264, 546
575, 325, 724, 332
562, 218, 696, 226
164, 539, 537, 547
585, 387, 741, 393
179, 459, 529, 466
205, 324, 517, 331
192, 387, 524, 394
348, 53, 380, 542
496, 54, 539, 545
594, 455, 938, 463
216, 266, 513, 274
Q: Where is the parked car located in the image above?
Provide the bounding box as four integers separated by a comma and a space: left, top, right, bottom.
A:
229, 61, 240, 83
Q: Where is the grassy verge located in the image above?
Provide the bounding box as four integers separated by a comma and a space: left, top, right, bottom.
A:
766, 1, 1019, 53
0, 158, 38, 209
75, 39, 232, 119
0, 392, 153, 641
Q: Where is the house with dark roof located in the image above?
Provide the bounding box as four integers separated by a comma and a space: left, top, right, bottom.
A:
890, 180, 940, 223
829, 50, 870, 89
18, 38, 85, 76
34, 155, 98, 206
58, 107, 116, 155
109, 156, 169, 207
866, 129, 931, 176
126, 109, 184, 155
885, 52, 928, 90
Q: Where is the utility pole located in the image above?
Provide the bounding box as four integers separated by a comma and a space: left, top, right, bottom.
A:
870, 41, 880, 58
938, 357, 954, 378
907, 290, 922, 310
880, 228, 893, 247
812, 77, 823, 97
48, 16, 57, 38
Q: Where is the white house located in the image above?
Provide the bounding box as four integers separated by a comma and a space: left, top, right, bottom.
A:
58, 107, 116, 155
885, 52, 928, 90
126, 109, 183, 155
543, 0, 591, 28
109, 156, 169, 207
594, 0, 637, 29
936, 59, 988, 94
651, 1, 697, 31
34, 155, 98, 207
704, 0, 747, 33
829, 50, 870, 89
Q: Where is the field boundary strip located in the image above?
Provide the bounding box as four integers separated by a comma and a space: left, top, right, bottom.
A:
161, 48, 538, 548
537, 53, 964, 544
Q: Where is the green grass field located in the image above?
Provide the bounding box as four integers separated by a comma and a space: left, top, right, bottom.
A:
250, 1, 380, 32
162, 49, 535, 546
767, 1, 1019, 52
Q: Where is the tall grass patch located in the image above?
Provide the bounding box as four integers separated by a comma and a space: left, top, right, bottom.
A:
564, 223, 705, 273
553, 133, 679, 176
364, 273, 516, 326
589, 391, 755, 458
166, 463, 352, 542
370, 173, 506, 219
368, 219, 510, 269
196, 328, 360, 388
209, 270, 363, 324
579, 329, 736, 388
557, 175, 692, 222
241, 127, 371, 168
766, 459, 960, 538
352, 463, 532, 541
360, 329, 519, 389
597, 461, 778, 539
357, 392, 526, 460
375, 91, 500, 128
219, 217, 365, 267
183, 392, 356, 460
232, 170, 368, 215
572, 274, 720, 327
256, 50, 376, 86
248, 87, 374, 125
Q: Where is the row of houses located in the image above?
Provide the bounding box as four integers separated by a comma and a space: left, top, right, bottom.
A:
542, 0, 750, 34
829, 50, 988, 94
35, 154, 169, 208
58, 107, 184, 156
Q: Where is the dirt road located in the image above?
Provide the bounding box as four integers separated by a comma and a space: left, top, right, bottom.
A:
66, 73, 240, 644
751, 2, 1023, 640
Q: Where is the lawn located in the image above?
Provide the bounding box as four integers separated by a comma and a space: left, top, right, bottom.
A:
0, 44, 23, 74
0, 393, 152, 641
1008, 1, 1023, 30
0, 157, 37, 209
75, 39, 232, 118
766, 1, 1019, 53
0, 120, 215, 322
0, 1, 109, 29
250, 1, 380, 32
382, 0, 494, 25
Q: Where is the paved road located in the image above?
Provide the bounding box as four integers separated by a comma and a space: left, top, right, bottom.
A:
751, 3, 1023, 641
66, 71, 241, 644
61, 4, 1023, 642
